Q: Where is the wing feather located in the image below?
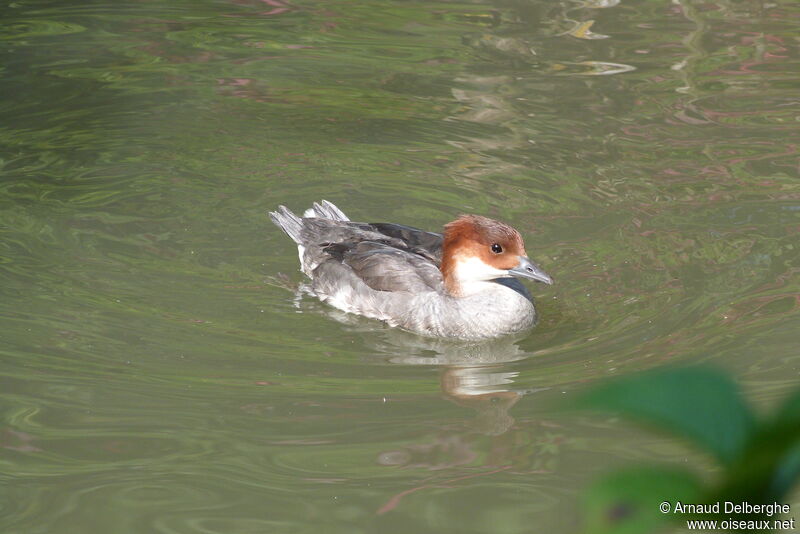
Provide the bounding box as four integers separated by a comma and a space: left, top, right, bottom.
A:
322, 240, 443, 293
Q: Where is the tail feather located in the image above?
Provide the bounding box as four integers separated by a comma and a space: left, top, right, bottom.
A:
269, 200, 350, 246
269, 205, 304, 244
303, 200, 350, 222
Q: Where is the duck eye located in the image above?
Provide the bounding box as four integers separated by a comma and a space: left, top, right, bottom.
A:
491, 243, 503, 254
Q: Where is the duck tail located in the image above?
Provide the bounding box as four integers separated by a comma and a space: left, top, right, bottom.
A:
303, 200, 349, 222
268, 205, 304, 244
269, 200, 350, 245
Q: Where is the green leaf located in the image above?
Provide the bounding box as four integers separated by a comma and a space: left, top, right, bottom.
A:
712, 389, 800, 504
582, 467, 702, 534
769, 443, 800, 499
775, 387, 800, 423
572, 367, 755, 465
763, 389, 800, 497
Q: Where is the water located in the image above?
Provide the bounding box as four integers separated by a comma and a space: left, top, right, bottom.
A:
1, 0, 798, 532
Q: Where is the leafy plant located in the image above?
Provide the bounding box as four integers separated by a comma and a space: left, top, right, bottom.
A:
572, 367, 800, 533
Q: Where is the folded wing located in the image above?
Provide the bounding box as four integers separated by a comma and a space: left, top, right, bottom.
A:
322, 240, 443, 293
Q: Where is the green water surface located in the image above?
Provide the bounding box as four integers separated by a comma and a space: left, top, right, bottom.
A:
1, 0, 799, 533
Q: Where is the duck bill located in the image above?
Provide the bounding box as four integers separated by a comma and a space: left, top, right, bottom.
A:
508, 256, 553, 285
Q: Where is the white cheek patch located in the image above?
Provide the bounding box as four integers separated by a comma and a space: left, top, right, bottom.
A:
453, 256, 509, 283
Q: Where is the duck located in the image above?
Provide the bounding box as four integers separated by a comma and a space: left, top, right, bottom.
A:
269, 200, 552, 339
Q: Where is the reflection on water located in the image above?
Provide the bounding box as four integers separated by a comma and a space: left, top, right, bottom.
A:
2, 0, 799, 532
377, 333, 541, 435
300, 289, 543, 434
